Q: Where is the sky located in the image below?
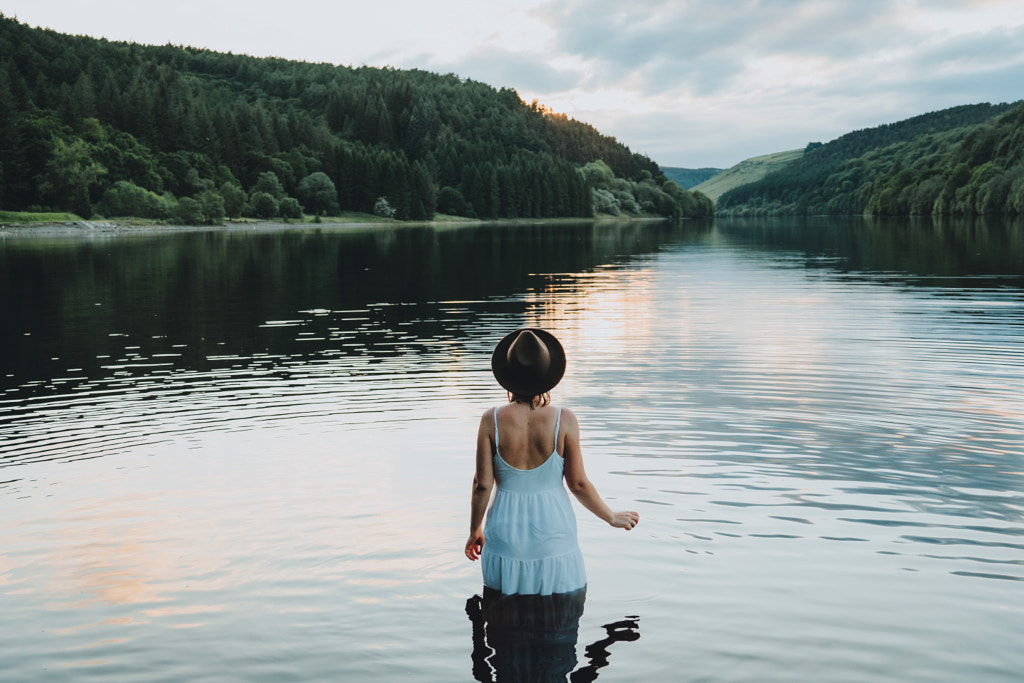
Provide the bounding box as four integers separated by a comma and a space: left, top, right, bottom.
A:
4, 0, 1024, 169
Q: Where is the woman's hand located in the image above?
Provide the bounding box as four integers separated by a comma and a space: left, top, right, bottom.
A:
465, 530, 485, 561
610, 511, 640, 531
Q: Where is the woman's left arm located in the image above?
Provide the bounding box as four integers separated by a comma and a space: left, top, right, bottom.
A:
465, 411, 495, 561
562, 409, 639, 531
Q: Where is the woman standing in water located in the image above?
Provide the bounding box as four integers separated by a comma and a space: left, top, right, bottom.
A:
465, 328, 639, 595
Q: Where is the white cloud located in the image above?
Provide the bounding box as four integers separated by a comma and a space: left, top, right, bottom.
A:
518, 0, 1024, 166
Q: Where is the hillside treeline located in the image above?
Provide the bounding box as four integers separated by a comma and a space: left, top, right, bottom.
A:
0, 15, 712, 223
717, 102, 1024, 217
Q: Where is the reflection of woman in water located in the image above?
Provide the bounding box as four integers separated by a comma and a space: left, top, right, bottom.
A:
464, 329, 642, 681
465, 328, 639, 594
466, 589, 640, 682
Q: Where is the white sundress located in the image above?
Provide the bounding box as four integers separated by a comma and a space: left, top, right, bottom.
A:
481, 407, 587, 596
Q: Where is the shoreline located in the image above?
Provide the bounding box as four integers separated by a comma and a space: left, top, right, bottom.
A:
0, 215, 666, 239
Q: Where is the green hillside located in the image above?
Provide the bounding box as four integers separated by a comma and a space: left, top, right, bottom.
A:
717, 102, 1023, 216
0, 15, 712, 224
691, 149, 803, 201
661, 166, 723, 189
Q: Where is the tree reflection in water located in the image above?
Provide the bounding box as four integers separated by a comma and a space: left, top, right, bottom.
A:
466, 588, 640, 682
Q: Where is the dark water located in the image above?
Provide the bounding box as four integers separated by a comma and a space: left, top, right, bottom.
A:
1, 217, 1022, 681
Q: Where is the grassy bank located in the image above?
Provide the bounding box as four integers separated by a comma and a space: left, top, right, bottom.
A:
1, 211, 652, 238
0, 211, 83, 223
1, 210, 655, 230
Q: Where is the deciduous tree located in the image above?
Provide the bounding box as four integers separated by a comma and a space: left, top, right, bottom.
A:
297, 171, 339, 215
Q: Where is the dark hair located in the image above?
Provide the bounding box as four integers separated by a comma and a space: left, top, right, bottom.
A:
508, 391, 551, 410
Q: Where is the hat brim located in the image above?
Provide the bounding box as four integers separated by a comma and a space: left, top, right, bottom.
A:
491, 328, 566, 396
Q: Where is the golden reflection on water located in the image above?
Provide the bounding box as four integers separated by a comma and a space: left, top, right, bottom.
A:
27, 493, 229, 640
525, 269, 660, 352
23, 428, 467, 614
51, 617, 136, 637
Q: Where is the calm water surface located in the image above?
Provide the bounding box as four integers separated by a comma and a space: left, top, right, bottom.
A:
1, 217, 1022, 681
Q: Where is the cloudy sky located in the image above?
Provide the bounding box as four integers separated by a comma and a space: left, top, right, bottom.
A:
6, 0, 1023, 168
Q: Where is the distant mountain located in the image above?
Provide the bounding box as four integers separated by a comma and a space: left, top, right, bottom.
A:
691, 150, 803, 201
716, 102, 1023, 216
0, 15, 712, 223
661, 167, 723, 189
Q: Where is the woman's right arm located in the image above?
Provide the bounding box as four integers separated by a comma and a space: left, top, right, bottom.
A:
561, 409, 639, 531
465, 410, 495, 561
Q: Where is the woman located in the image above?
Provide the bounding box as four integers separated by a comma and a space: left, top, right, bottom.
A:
465, 328, 639, 595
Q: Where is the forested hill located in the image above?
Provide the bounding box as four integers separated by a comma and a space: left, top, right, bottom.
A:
717, 102, 1023, 217
0, 15, 712, 223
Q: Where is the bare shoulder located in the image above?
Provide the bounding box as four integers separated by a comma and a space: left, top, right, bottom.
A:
557, 405, 578, 420
557, 406, 580, 431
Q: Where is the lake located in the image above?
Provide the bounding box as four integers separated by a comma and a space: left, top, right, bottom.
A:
1, 216, 1022, 682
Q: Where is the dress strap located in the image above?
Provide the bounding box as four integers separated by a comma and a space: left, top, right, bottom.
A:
553, 408, 562, 453
493, 407, 500, 451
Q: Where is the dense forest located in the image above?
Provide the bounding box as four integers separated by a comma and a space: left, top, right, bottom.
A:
717, 102, 1024, 217
0, 15, 713, 224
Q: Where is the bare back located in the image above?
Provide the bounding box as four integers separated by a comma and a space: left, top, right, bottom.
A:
493, 403, 563, 471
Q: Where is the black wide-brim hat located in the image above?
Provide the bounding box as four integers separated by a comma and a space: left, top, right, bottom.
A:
491, 328, 566, 396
